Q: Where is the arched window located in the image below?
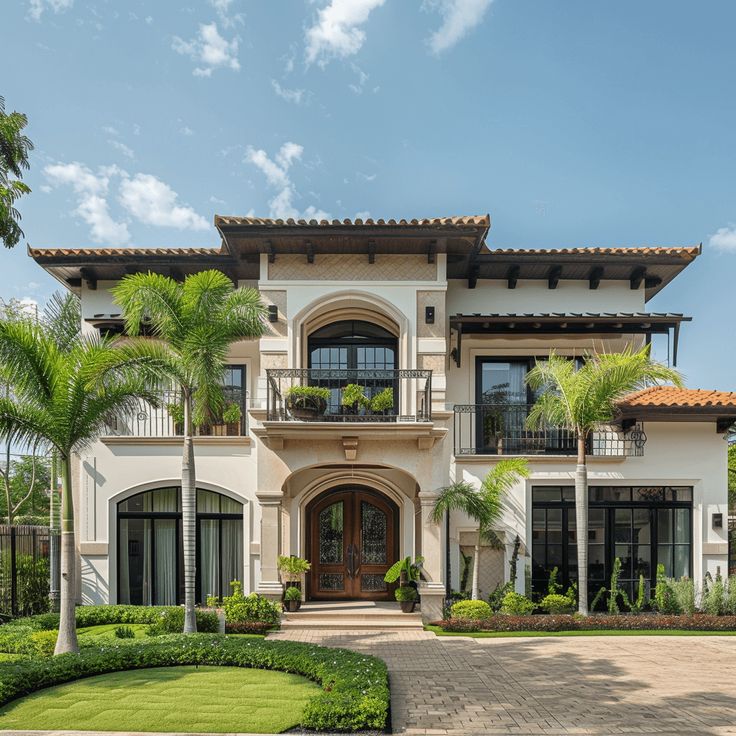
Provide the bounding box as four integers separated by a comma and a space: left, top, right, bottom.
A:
308, 320, 397, 371
117, 488, 243, 606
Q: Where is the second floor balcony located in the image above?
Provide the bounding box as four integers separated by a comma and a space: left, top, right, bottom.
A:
266, 369, 433, 423
453, 403, 646, 457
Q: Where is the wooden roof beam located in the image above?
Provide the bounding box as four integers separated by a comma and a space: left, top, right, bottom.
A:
367, 240, 376, 264
79, 268, 97, 291
589, 266, 604, 290
548, 265, 562, 290
630, 266, 646, 290
306, 240, 315, 264
507, 265, 520, 289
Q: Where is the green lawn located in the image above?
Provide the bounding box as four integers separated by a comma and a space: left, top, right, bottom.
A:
0, 666, 319, 734
77, 623, 150, 642
426, 624, 736, 638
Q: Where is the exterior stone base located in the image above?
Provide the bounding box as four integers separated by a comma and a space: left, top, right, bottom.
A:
418, 582, 445, 623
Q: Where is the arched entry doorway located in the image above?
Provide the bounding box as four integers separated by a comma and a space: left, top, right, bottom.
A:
305, 486, 399, 600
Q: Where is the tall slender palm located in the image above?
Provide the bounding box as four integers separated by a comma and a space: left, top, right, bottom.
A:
0, 320, 168, 653
526, 346, 682, 615
432, 458, 530, 600
113, 270, 266, 633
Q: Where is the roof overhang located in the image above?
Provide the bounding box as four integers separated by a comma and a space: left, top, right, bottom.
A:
452, 246, 701, 300
449, 313, 691, 367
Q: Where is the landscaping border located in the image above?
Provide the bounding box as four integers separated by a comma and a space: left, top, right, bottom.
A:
0, 635, 389, 732
437, 614, 736, 633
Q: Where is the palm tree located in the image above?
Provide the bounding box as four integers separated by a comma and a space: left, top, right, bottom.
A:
112, 270, 266, 633
0, 96, 33, 248
0, 320, 168, 653
432, 458, 530, 600
526, 346, 682, 615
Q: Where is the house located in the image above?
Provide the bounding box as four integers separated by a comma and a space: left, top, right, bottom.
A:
29, 215, 735, 622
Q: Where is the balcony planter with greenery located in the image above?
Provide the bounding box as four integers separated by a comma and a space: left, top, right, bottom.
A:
369, 387, 394, 417
284, 586, 302, 612
167, 402, 185, 435
341, 383, 369, 415
395, 585, 418, 613
220, 402, 242, 436
285, 386, 330, 420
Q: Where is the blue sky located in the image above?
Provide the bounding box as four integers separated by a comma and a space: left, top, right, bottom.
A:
2, 0, 736, 389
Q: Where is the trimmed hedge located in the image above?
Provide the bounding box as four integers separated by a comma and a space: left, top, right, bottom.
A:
439, 614, 736, 633
0, 635, 389, 733
225, 621, 274, 635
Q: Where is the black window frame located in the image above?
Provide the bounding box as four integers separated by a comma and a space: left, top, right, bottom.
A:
117, 487, 243, 606
531, 485, 693, 603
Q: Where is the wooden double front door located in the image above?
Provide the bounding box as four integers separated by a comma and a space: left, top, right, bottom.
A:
307, 488, 399, 600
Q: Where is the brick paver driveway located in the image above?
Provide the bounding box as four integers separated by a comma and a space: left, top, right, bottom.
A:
269, 630, 736, 735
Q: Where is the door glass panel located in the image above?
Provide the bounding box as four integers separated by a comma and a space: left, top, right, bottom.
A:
361, 574, 387, 592
657, 509, 673, 543
361, 501, 387, 564
675, 509, 690, 543
319, 573, 344, 591
199, 519, 220, 602
154, 519, 177, 605
319, 502, 344, 564
479, 362, 526, 404
221, 518, 243, 595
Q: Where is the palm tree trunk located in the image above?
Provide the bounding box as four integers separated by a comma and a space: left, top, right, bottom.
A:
471, 530, 481, 600
575, 434, 589, 616
182, 390, 197, 633
54, 454, 79, 654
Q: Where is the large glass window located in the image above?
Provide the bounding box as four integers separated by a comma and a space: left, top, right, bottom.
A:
118, 487, 243, 605
531, 486, 692, 602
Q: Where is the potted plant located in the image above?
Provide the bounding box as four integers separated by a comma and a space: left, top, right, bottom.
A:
277, 555, 311, 609
221, 402, 242, 436
395, 585, 418, 613
383, 555, 424, 588
285, 386, 330, 420
284, 586, 302, 612
166, 402, 184, 434
369, 387, 394, 416
341, 383, 369, 415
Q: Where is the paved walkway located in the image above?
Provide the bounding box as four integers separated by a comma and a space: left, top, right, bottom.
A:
268, 629, 736, 735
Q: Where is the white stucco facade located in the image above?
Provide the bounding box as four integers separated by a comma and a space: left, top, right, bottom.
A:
31, 219, 727, 621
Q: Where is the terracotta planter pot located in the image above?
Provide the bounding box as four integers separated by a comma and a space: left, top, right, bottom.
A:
400, 600, 416, 613
286, 395, 328, 421
286, 599, 300, 612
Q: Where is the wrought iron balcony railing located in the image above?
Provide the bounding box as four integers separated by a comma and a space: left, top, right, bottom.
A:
453, 403, 646, 457
104, 387, 248, 438
266, 369, 432, 422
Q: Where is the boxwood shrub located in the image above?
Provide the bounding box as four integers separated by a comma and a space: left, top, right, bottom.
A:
450, 600, 492, 620
440, 614, 736, 633
0, 635, 389, 733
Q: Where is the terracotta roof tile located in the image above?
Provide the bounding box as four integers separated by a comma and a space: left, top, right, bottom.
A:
29, 247, 224, 258
488, 246, 701, 259
215, 215, 490, 228
619, 386, 736, 409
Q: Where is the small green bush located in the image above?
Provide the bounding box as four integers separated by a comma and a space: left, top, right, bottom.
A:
539, 593, 574, 614
369, 387, 394, 412
0, 635, 389, 732
114, 625, 135, 639
28, 630, 57, 657
500, 592, 536, 616
702, 575, 727, 616
653, 564, 680, 614
727, 576, 736, 615
222, 582, 281, 627
488, 582, 512, 613
450, 599, 492, 620
670, 578, 695, 615
147, 608, 219, 636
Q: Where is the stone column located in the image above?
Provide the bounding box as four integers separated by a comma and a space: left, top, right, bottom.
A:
417, 490, 446, 623
255, 491, 283, 601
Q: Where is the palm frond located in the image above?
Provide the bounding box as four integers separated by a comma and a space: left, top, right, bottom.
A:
221, 287, 267, 341
42, 291, 80, 351
0, 319, 59, 402
430, 481, 488, 525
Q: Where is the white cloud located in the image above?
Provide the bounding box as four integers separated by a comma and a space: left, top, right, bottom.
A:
426, 0, 493, 54
173, 22, 240, 77
180, 126, 195, 136
709, 226, 736, 252
271, 79, 307, 105
44, 162, 131, 245
210, 0, 243, 28
354, 210, 371, 220
118, 174, 208, 230
305, 0, 386, 67
245, 142, 330, 221
27, 0, 73, 22
357, 171, 376, 182
109, 139, 135, 159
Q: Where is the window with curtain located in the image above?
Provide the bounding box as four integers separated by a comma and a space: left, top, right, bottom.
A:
118, 487, 243, 605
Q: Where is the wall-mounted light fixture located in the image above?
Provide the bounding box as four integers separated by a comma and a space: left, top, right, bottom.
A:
425, 306, 435, 324
267, 305, 279, 323
713, 512, 723, 529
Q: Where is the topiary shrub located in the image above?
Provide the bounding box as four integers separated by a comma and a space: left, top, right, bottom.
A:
450, 599, 492, 620
147, 608, 219, 636
539, 593, 574, 614
0, 635, 390, 733
500, 591, 536, 616
222, 582, 281, 628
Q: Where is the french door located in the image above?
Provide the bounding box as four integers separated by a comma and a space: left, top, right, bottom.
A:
307, 488, 398, 600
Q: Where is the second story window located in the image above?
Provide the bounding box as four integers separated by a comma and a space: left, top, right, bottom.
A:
308, 320, 397, 371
